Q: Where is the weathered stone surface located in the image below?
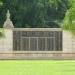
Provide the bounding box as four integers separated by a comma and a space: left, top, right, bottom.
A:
63, 30, 75, 52
3, 10, 14, 29
0, 10, 13, 52
0, 29, 13, 52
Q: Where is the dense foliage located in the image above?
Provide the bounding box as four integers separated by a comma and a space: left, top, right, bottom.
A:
0, 0, 69, 28
63, 0, 75, 34
0, 0, 4, 37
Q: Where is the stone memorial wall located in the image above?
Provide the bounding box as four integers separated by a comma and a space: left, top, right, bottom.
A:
0, 10, 75, 59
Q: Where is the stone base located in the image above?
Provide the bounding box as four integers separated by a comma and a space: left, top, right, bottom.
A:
0, 51, 75, 60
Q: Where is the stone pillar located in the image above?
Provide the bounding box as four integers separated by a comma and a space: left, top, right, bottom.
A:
0, 10, 14, 52
63, 30, 75, 53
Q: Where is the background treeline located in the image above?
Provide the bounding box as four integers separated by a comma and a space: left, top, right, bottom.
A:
0, 0, 71, 28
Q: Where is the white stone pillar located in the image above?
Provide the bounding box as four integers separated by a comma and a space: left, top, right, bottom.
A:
63, 30, 75, 52
0, 10, 14, 52
0, 29, 13, 52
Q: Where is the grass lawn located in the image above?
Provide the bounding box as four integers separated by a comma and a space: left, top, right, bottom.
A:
0, 60, 75, 75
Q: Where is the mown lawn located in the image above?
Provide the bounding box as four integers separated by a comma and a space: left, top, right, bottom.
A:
0, 60, 75, 75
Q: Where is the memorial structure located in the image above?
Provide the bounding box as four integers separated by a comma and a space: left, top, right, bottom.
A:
0, 10, 75, 59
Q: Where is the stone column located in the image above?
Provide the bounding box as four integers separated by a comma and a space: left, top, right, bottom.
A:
63, 30, 75, 53
0, 10, 14, 52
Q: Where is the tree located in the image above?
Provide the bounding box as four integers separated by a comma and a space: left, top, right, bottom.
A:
0, 0, 4, 37
0, 0, 69, 28
63, 0, 75, 35
0, 0, 3, 6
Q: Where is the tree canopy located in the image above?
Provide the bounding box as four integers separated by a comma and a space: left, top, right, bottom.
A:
0, 0, 69, 28
0, 0, 4, 37
63, 0, 75, 34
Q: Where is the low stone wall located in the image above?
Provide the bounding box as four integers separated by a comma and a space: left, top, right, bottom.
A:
0, 29, 75, 59
0, 51, 75, 59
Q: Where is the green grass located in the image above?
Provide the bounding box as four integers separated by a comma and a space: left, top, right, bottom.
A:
0, 60, 75, 75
